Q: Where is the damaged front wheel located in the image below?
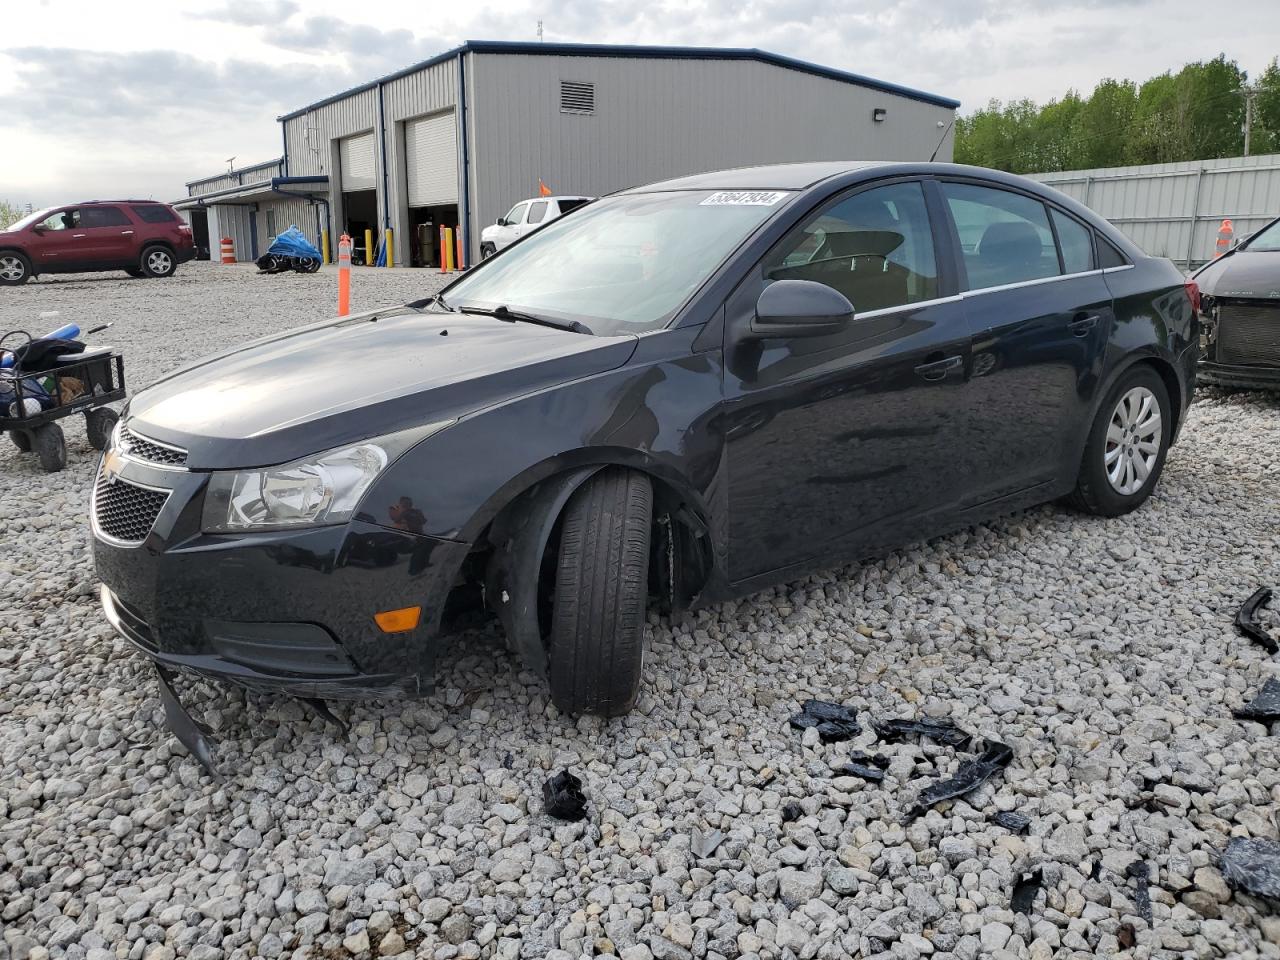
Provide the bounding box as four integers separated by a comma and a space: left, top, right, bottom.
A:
548, 467, 653, 717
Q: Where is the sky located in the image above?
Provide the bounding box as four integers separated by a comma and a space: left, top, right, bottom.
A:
1, 0, 1277, 209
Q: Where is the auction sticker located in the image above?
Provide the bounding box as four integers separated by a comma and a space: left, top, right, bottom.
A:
700, 191, 790, 206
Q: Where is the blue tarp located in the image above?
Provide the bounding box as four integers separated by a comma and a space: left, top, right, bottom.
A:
266, 225, 322, 260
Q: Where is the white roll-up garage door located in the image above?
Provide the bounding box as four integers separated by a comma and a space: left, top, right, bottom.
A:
405, 112, 458, 207
339, 132, 376, 191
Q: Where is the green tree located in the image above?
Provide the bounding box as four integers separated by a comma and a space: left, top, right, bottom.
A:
0, 201, 24, 229
1252, 58, 1280, 154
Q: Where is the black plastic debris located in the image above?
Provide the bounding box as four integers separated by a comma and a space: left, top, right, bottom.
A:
1235, 678, 1280, 724
1221, 837, 1280, 901
834, 753, 890, 783
1235, 587, 1279, 654
1127, 861, 1152, 924
691, 826, 724, 859
789, 699, 861, 742
906, 740, 1014, 820
753, 767, 777, 788
873, 717, 973, 750
155, 665, 222, 781
991, 811, 1030, 833
502, 752, 514, 770
542, 770, 588, 822
781, 802, 804, 823
1011, 869, 1043, 914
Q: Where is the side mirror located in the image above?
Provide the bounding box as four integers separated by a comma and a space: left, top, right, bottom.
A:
746, 279, 854, 339
31, 224, 46, 234
496, 218, 508, 227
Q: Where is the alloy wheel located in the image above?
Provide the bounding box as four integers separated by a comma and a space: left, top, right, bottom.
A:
147, 250, 173, 275
0, 255, 26, 281
1104, 385, 1162, 495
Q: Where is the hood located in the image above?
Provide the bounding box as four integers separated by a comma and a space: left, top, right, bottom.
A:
480, 224, 500, 241
1194, 250, 1280, 299
126, 306, 638, 469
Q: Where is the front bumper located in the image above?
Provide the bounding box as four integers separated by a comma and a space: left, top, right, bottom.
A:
93, 452, 470, 698
1197, 359, 1280, 391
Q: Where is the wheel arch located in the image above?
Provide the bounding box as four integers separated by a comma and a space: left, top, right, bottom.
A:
464, 449, 717, 676
0, 248, 35, 276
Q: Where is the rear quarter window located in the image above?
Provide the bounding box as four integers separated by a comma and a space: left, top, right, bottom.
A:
130, 204, 178, 223
558, 199, 589, 215
1096, 235, 1129, 268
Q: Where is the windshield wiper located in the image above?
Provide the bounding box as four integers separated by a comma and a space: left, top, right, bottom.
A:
458, 304, 593, 335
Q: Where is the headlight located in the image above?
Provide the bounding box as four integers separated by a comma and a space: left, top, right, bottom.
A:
201, 421, 451, 532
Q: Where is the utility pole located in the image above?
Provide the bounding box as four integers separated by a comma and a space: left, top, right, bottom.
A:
537, 19, 543, 42
1242, 84, 1258, 156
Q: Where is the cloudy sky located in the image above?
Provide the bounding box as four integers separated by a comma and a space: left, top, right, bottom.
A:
2, 0, 1276, 208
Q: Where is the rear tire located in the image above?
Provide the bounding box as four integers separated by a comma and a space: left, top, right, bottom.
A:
0, 252, 32, 285
85, 408, 118, 451
10, 430, 32, 452
1066, 365, 1171, 517
125, 268, 145, 278
140, 245, 176, 278
548, 468, 653, 717
32, 423, 66, 472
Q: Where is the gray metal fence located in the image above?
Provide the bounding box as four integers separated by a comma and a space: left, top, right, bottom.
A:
1028, 153, 1280, 269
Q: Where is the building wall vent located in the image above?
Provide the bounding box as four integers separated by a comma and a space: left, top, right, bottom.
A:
560, 81, 595, 115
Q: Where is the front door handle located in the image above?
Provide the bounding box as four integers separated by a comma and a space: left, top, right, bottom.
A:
1068, 313, 1100, 337
72, 233, 86, 238
914, 355, 963, 381
121, 230, 134, 236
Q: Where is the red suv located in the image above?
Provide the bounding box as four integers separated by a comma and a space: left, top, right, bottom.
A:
0, 201, 195, 285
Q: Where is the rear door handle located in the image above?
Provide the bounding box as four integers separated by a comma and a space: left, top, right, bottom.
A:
1068, 314, 1100, 337
914, 355, 963, 381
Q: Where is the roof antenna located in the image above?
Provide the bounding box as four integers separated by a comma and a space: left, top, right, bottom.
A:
929, 118, 956, 163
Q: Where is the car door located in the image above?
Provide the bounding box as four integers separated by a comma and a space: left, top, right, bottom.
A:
722, 178, 976, 582
77, 205, 137, 266
938, 180, 1113, 503
25, 208, 82, 269
495, 202, 528, 249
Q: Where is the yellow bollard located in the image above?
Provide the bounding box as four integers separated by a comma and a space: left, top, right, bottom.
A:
443, 227, 455, 272
321, 229, 330, 265
385, 228, 394, 268
364, 229, 373, 267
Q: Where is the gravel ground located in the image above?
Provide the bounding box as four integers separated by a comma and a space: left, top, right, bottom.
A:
2, 260, 1279, 960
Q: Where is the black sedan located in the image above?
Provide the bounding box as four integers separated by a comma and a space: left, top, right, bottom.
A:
94, 161, 1198, 728
1194, 214, 1280, 389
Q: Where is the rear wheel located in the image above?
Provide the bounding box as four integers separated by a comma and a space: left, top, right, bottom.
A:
1067, 365, 1171, 517
125, 268, 145, 278
32, 423, 66, 472
0, 252, 32, 285
548, 468, 652, 717
85, 408, 119, 451
140, 245, 176, 278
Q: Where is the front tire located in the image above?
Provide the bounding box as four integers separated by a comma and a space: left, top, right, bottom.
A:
0, 252, 32, 285
32, 423, 66, 473
1067, 365, 1171, 517
139, 245, 176, 278
85, 408, 118, 451
548, 468, 653, 717
480, 242, 496, 259
10, 430, 32, 452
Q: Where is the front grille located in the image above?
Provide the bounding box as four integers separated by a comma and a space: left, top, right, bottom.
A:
93, 470, 169, 544
1218, 302, 1280, 367
123, 428, 187, 467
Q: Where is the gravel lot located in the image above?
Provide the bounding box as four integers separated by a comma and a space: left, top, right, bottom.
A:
2, 260, 1279, 960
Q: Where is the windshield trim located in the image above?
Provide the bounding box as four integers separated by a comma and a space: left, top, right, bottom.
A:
1241, 217, 1280, 252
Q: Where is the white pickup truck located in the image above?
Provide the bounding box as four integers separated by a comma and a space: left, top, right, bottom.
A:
479, 195, 592, 257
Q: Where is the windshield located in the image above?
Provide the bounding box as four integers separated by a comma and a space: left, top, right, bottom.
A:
1245, 219, 1280, 252
1, 207, 54, 232
445, 190, 791, 335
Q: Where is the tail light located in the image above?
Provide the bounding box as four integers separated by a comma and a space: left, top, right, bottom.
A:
1183, 280, 1201, 314
177, 223, 192, 234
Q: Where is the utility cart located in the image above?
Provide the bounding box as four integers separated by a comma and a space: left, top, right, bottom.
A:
1, 345, 125, 472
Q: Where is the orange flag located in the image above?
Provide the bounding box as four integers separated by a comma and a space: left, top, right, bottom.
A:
538, 178, 552, 197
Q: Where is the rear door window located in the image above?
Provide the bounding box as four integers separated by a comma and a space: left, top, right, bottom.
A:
526, 201, 549, 225
941, 182, 1060, 290
1051, 209, 1094, 274
130, 204, 178, 223
79, 206, 130, 228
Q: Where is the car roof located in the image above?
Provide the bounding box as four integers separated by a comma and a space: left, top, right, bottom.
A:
625, 162, 889, 192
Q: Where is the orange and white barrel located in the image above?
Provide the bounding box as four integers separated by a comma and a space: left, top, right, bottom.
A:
219, 237, 235, 264
1214, 218, 1234, 258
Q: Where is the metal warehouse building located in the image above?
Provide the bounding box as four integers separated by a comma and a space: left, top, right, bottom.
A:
178, 40, 958, 267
